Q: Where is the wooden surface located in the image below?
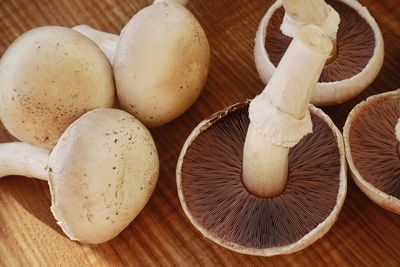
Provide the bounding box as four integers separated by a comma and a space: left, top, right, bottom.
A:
0, 0, 399, 266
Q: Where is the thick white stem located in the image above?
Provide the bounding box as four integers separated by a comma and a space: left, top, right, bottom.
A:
0, 143, 50, 180
73, 25, 119, 64
242, 25, 332, 198
396, 119, 400, 142
281, 0, 340, 60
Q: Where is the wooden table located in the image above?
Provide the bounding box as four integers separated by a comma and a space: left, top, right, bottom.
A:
0, 0, 399, 266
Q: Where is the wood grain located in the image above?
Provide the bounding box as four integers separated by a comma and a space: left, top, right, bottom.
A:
0, 0, 399, 266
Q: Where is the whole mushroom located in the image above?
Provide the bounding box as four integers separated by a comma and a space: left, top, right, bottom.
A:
74, 0, 210, 127
344, 90, 400, 214
0, 26, 115, 148
255, 0, 384, 105
0, 109, 159, 244
177, 25, 347, 256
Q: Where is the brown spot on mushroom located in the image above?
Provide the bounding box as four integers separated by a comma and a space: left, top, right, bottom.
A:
265, 0, 375, 82
181, 106, 341, 248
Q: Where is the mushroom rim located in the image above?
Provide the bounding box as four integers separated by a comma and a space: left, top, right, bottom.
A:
343, 90, 400, 214
176, 102, 347, 256
254, 0, 384, 106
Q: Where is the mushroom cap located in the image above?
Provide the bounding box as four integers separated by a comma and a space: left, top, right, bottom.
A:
114, 1, 210, 127
48, 109, 159, 244
0, 26, 115, 149
177, 103, 347, 256
344, 90, 400, 214
254, 0, 384, 106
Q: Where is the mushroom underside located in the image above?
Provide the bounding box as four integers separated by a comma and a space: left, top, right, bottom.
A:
265, 0, 375, 83
180, 105, 341, 249
348, 96, 400, 199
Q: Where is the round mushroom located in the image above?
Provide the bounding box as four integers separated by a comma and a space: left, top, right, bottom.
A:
73, 0, 210, 127
177, 25, 347, 256
0, 26, 115, 149
0, 109, 159, 243
344, 90, 400, 214
254, 0, 384, 106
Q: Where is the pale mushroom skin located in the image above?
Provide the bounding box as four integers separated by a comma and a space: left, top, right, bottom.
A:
0, 109, 159, 244
49, 109, 159, 243
114, 1, 210, 127
177, 26, 347, 256
72, 1, 210, 127
254, 0, 384, 106
73, 25, 119, 63
0, 26, 115, 148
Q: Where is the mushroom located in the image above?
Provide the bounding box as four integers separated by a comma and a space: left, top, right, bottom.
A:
344, 90, 400, 214
255, 0, 384, 106
72, 25, 118, 63
0, 26, 115, 149
73, 0, 210, 127
177, 25, 346, 256
0, 109, 159, 244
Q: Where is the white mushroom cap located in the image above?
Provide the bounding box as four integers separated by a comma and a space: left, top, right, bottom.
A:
48, 109, 159, 244
0, 26, 115, 148
114, 1, 210, 127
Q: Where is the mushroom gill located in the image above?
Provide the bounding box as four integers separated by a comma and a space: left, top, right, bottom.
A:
180, 105, 341, 249
349, 96, 400, 198
265, 0, 375, 83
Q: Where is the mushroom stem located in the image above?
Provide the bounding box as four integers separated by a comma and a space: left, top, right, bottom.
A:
281, 0, 339, 60
73, 0, 188, 64
242, 25, 332, 198
282, 0, 329, 25
396, 119, 400, 142
73, 25, 119, 63
0, 143, 49, 180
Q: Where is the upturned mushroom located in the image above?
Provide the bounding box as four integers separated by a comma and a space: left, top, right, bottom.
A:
0, 109, 159, 244
177, 25, 347, 256
344, 90, 400, 214
74, 0, 210, 127
0, 26, 115, 149
255, 0, 384, 106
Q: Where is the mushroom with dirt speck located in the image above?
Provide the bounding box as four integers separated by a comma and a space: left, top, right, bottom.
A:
73, 0, 210, 127
0, 109, 159, 244
0, 26, 115, 149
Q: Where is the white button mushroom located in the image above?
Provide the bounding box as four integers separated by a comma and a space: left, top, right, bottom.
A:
0, 26, 115, 149
73, 0, 210, 127
0, 109, 159, 244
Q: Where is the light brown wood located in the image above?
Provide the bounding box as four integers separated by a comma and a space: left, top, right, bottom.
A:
0, 0, 399, 266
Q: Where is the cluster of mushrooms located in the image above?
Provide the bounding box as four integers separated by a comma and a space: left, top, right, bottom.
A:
0, 0, 210, 244
177, 0, 398, 257
0, 0, 397, 255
